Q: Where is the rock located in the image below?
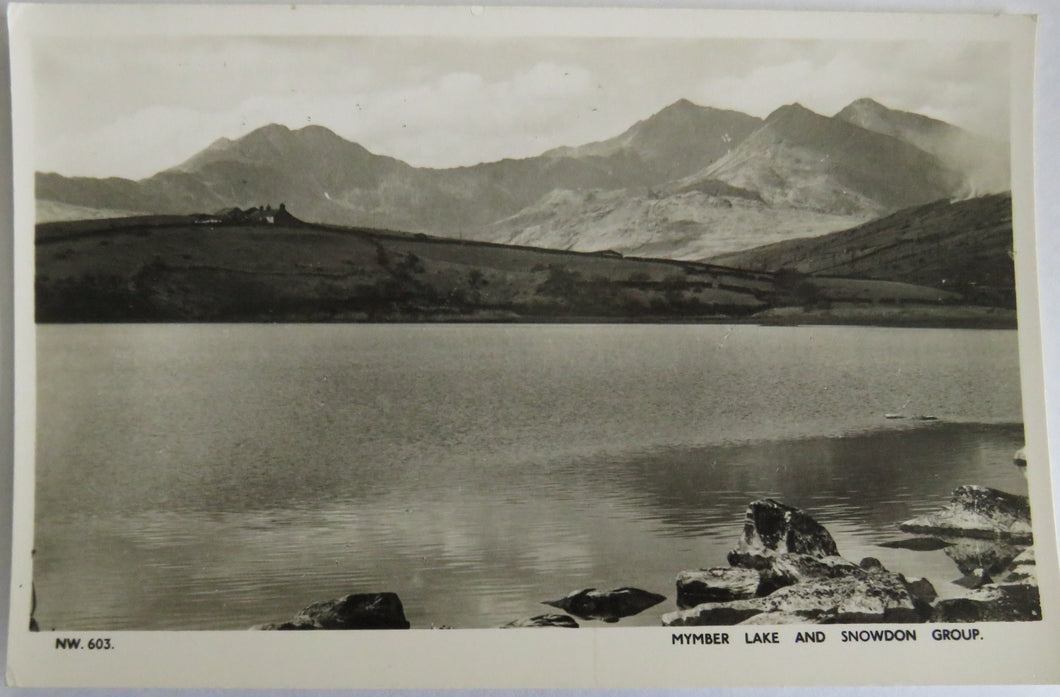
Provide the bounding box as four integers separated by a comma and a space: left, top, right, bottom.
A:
662, 598, 766, 626
502, 614, 579, 628
728, 499, 839, 567
544, 587, 665, 622
899, 485, 1033, 543
756, 554, 865, 594
663, 572, 921, 626
858, 557, 886, 572
676, 568, 761, 607
760, 573, 921, 624
1013, 447, 1027, 467
932, 583, 1041, 622
877, 537, 953, 551
945, 538, 1021, 576
953, 568, 993, 590
1001, 547, 1037, 584
256, 592, 410, 630
904, 577, 938, 605
738, 610, 833, 625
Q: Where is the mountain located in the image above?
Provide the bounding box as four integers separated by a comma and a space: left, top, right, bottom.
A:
691, 103, 967, 216
709, 193, 1014, 307
484, 101, 980, 259
36, 100, 762, 235
835, 98, 1009, 194
36, 99, 1004, 264
544, 99, 762, 184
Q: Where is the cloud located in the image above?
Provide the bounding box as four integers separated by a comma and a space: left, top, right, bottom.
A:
696, 42, 1009, 139
33, 37, 1011, 178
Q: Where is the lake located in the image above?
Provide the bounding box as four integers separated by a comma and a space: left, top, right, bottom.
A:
33, 324, 1028, 629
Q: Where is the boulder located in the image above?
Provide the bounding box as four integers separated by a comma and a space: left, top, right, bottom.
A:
1001, 547, 1037, 584
728, 500, 840, 566
676, 568, 761, 607
738, 610, 833, 625
904, 577, 938, 605
502, 614, 579, 628
757, 554, 865, 594
256, 592, 410, 630
932, 583, 1041, 622
759, 573, 921, 624
663, 572, 921, 626
1013, 447, 1027, 467
953, 568, 993, 590
944, 538, 1021, 576
662, 598, 766, 626
544, 587, 665, 622
899, 485, 1033, 542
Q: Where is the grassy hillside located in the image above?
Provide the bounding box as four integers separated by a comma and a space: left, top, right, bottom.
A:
35, 214, 1001, 325
710, 193, 1015, 308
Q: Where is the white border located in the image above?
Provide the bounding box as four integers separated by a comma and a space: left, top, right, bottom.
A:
5, 4, 1059, 689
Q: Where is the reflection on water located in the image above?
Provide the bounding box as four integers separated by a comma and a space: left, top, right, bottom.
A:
34, 325, 1026, 629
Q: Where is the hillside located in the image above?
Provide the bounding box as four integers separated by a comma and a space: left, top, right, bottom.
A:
485, 186, 865, 261
710, 193, 1015, 307
33, 211, 1005, 326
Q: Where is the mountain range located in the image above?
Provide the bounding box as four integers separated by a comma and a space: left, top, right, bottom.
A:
36, 97, 1009, 260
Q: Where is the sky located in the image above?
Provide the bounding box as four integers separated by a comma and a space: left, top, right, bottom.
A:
33, 37, 1011, 179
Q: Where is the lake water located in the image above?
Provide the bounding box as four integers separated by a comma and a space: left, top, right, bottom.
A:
33, 324, 1028, 630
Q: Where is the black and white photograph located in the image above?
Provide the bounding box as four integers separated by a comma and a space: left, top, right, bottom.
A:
7, 3, 1060, 689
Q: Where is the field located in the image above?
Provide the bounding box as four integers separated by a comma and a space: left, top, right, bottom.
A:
34, 215, 1008, 326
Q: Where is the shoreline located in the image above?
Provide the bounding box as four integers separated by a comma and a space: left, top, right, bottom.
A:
35, 304, 1017, 330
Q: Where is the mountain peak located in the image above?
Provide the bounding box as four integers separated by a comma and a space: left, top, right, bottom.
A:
846, 97, 887, 110
765, 102, 816, 120
661, 97, 699, 112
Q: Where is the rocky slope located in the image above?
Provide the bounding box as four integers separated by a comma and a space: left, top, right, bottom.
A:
710, 193, 1014, 307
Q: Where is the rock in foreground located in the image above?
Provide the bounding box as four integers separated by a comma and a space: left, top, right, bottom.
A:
256, 592, 410, 630
545, 587, 665, 622
899, 485, 1032, 543
727, 499, 839, 567
663, 572, 921, 626
676, 568, 761, 607
502, 614, 579, 628
932, 583, 1041, 622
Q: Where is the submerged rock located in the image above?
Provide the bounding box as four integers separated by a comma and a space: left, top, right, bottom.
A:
544, 587, 665, 622
932, 583, 1041, 622
676, 568, 761, 607
899, 485, 1033, 543
877, 537, 953, 551
256, 592, 410, 630
502, 614, 579, 628
727, 499, 839, 567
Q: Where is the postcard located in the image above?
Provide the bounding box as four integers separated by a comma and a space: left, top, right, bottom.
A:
7, 3, 1059, 688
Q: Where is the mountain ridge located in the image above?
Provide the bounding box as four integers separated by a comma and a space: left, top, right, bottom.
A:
36, 98, 1008, 262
